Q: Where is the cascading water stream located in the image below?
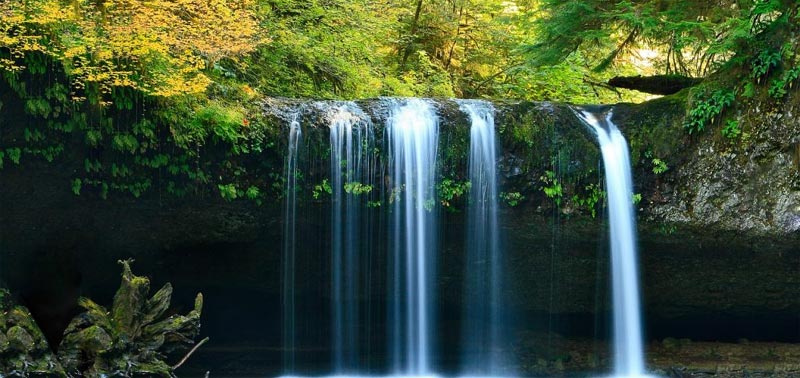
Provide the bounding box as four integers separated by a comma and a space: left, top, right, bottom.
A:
458, 100, 505, 375
280, 98, 516, 378
329, 103, 374, 373
387, 98, 439, 376
283, 113, 303, 374
577, 109, 651, 378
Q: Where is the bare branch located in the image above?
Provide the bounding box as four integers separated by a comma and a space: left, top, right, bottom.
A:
173, 337, 210, 371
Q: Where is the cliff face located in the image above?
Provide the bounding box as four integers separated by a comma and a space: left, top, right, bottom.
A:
642, 93, 800, 235
0, 93, 798, 350
262, 93, 800, 238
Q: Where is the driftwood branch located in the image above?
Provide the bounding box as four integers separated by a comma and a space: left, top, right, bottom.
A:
607, 74, 703, 95
173, 336, 210, 370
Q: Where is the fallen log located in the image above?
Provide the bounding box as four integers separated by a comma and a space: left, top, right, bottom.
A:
608, 74, 703, 95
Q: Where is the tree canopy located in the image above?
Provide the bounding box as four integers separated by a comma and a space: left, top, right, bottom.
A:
0, 0, 797, 200
525, 0, 799, 77
0, 0, 261, 98
2, 0, 798, 103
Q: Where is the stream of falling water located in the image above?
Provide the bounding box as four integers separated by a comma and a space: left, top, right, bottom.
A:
329, 103, 375, 373
577, 109, 651, 378
283, 113, 302, 374
281, 99, 521, 378
458, 100, 505, 375
387, 98, 439, 376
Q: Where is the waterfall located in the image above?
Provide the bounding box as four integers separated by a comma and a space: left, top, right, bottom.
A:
577, 109, 650, 378
387, 98, 439, 375
279, 98, 514, 378
458, 100, 505, 375
283, 113, 303, 374
329, 103, 375, 373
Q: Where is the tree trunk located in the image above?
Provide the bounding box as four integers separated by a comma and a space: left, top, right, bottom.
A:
401, 0, 425, 70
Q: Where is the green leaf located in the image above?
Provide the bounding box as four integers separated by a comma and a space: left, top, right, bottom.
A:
652, 158, 668, 174
218, 183, 238, 201
7, 148, 21, 165
72, 179, 82, 196
246, 186, 260, 200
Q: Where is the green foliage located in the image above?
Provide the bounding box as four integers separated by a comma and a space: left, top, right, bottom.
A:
540, 170, 563, 206
240, 0, 645, 101
750, 49, 782, 83
502, 51, 646, 103
651, 158, 669, 174
28, 144, 64, 163
0, 0, 260, 98
24, 98, 52, 118
0, 0, 277, 202
685, 88, 735, 134
24, 128, 45, 143
246, 186, 261, 201
313, 179, 333, 200
437, 178, 471, 208
769, 67, 800, 99
0, 0, 797, 205
6, 147, 21, 165
500, 191, 524, 207
632, 193, 642, 205
526, 0, 797, 79
135, 154, 170, 170
659, 223, 678, 235
111, 86, 136, 111
0, 46, 279, 201
344, 182, 374, 195
571, 183, 605, 218
110, 164, 131, 179
741, 82, 757, 98
245, 0, 388, 98
218, 183, 239, 201
194, 102, 246, 144
84, 129, 102, 147
111, 134, 140, 154
161, 97, 249, 149
72, 179, 82, 196
109, 179, 152, 198
722, 119, 742, 139
392, 52, 457, 98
